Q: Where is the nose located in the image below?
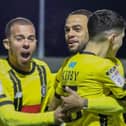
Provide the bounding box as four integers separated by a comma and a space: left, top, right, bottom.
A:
66, 30, 76, 40
23, 39, 30, 49
67, 29, 75, 37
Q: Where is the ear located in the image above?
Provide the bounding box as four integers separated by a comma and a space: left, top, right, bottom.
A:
107, 33, 117, 44
3, 38, 10, 50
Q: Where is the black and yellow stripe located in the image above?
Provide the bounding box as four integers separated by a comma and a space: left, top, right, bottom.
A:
36, 64, 47, 99
0, 100, 13, 106
9, 70, 22, 111
8, 62, 47, 112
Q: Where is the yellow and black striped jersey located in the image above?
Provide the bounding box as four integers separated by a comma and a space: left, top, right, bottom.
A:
55, 52, 126, 126
0, 58, 55, 125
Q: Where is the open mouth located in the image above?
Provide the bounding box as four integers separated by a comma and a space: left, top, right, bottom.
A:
21, 52, 30, 59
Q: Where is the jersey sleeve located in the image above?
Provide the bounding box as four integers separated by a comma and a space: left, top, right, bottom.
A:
0, 82, 55, 125
49, 62, 68, 110
97, 59, 126, 99
88, 58, 126, 114
87, 96, 123, 114
55, 68, 66, 98
55, 58, 70, 98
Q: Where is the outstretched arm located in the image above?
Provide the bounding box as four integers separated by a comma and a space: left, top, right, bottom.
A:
61, 87, 123, 115
0, 87, 65, 126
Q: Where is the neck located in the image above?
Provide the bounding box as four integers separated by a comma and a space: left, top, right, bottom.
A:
8, 58, 31, 72
84, 40, 110, 58
106, 48, 117, 58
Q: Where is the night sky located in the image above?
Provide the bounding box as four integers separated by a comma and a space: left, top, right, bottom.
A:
0, 0, 126, 58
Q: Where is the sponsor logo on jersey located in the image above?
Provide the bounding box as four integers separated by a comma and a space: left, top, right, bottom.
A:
62, 70, 79, 81
106, 66, 125, 87
68, 62, 77, 68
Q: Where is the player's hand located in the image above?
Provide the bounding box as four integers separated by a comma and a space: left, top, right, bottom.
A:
61, 86, 86, 112
54, 106, 65, 124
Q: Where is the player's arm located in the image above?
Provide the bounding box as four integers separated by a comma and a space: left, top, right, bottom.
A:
48, 67, 64, 111
87, 95, 123, 114
48, 79, 62, 110
100, 63, 126, 108
0, 84, 64, 125
61, 87, 123, 115
100, 59, 126, 97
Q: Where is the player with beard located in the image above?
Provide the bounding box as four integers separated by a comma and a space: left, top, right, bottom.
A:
49, 9, 126, 126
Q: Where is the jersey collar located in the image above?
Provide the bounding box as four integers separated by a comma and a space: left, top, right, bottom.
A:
79, 51, 96, 55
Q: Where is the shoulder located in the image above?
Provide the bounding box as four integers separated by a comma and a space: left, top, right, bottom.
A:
32, 58, 52, 74
0, 58, 10, 70
0, 58, 8, 64
89, 55, 115, 66
96, 57, 117, 73
83, 55, 117, 74
32, 58, 49, 67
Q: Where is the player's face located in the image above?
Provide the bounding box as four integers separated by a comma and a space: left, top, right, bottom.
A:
5, 24, 37, 70
65, 14, 89, 54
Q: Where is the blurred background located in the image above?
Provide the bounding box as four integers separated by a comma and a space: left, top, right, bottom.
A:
0, 0, 126, 72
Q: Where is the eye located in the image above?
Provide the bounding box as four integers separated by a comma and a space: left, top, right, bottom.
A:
27, 36, 36, 42
64, 27, 70, 33
15, 36, 24, 41
73, 26, 81, 32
